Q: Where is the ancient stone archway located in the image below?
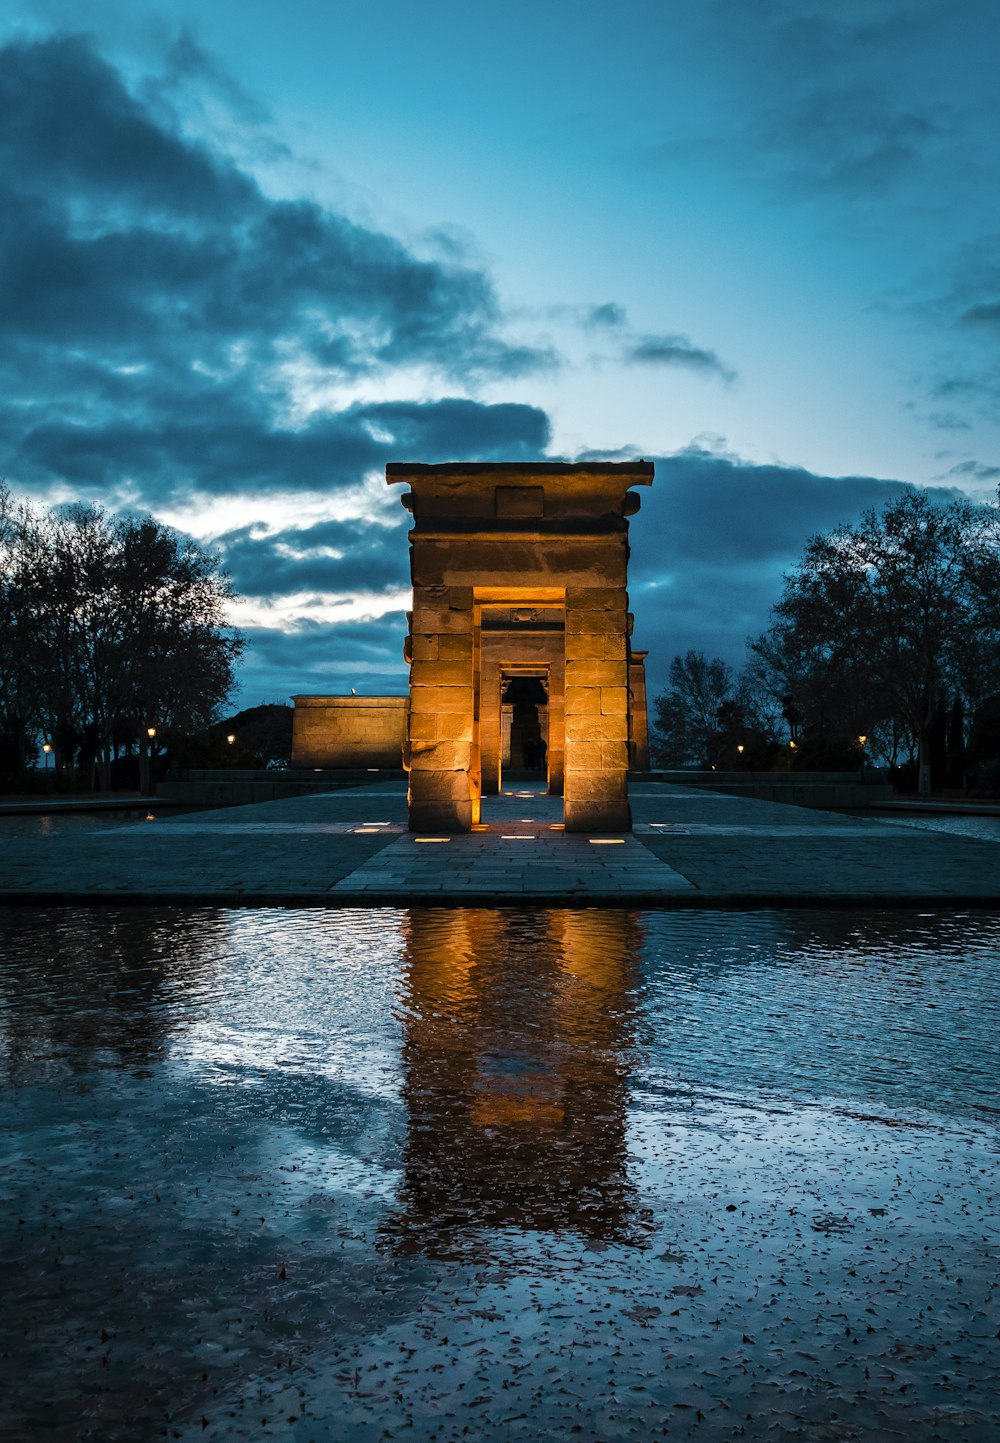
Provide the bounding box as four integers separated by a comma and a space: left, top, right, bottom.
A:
388, 462, 653, 833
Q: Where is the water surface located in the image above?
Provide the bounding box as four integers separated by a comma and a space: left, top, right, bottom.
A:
0, 805, 206, 839
1, 906, 997, 1441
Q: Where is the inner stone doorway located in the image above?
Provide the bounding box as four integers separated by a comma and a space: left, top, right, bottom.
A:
483, 670, 552, 820
502, 674, 547, 778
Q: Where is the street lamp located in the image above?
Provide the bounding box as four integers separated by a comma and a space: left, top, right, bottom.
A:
146, 727, 157, 797
42, 742, 52, 788
226, 733, 235, 745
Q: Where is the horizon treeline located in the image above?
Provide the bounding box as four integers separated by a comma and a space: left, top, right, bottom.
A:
0, 483, 243, 789
652, 491, 1000, 796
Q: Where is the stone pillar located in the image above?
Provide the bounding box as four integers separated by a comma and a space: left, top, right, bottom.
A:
479, 659, 502, 795
563, 584, 631, 832
546, 654, 565, 797
501, 704, 513, 766
537, 703, 549, 747
406, 586, 476, 831
537, 702, 550, 786
628, 649, 651, 771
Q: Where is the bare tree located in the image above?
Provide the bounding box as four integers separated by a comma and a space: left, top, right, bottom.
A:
754, 492, 1000, 794
651, 651, 736, 767
0, 488, 243, 789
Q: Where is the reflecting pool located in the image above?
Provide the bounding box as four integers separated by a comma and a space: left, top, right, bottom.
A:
1, 906, 997, 1441
0, 805, 207, 839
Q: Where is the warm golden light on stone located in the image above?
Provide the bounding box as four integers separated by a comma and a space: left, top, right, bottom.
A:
388, 461, 653, 834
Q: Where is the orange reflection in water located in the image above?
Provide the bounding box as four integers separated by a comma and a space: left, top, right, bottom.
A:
386, 908, 644, 1256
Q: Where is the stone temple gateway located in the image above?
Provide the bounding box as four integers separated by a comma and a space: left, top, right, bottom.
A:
388, 461, 653, 833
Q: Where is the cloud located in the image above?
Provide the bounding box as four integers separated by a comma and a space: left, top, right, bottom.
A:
927, 411, 973, 431
693, 0, 959, 200
624, 335, 736, 383
939, 459, 1000, 482
584, 302, 628, 329
238, 618, 410, 701
213, 444, 972, 704
627, 448, 965, 692
961, 302, 1000, 328
569, 302, 735, 385
11, 395, 550, 503
751, 86, 946, 197
0, 31, 554, 512
213, 515, 410, 599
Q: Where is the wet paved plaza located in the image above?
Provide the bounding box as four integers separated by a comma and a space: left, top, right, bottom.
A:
4, 781, 1000, 905
1, 904, 997, 1441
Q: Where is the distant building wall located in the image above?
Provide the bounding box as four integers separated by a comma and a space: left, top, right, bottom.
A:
291, 695, 408, 768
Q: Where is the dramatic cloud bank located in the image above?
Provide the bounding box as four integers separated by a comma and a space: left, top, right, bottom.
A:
628, 447, 967, 693
226, 445, 963, 702
0, 31, 567, 700
0, 32, 553, 516
4, 16, 992, 708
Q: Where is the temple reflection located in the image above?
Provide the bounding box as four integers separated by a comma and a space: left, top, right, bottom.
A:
386, 908, 644, 1256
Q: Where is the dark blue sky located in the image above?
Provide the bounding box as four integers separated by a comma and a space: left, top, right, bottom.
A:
2, 2, 998, 702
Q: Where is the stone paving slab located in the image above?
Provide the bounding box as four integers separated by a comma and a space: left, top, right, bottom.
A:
1, 780, 999, 907
629, 785, 1000, 900
331, 830, 694, 899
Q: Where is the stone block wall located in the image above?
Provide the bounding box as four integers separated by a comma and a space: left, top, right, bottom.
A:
290, 695, 408, 769
563, 580, 631, 831
406, 588, 477, 831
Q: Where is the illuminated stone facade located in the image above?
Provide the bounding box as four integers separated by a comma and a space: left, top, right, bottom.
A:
290, 695, 408, 769
388, 461, 653, 832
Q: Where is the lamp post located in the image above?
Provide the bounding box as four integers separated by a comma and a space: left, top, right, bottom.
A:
147, 726, 157, 797
42, 742, 52, 790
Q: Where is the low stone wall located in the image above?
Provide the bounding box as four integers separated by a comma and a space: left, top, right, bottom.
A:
160, 767, 404, 808
635, 770, 894, 808
291, 695, 408, 769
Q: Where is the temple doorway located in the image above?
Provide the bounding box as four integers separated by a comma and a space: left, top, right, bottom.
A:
479, 668, 559, 824
501, 674, 548, 787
